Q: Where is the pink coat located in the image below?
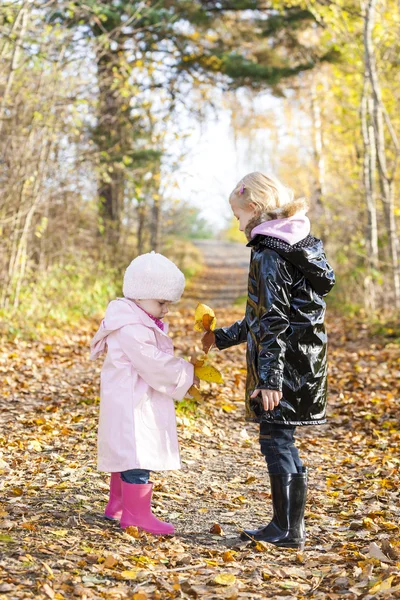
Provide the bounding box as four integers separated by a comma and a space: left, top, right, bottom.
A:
90, 298, 194, 472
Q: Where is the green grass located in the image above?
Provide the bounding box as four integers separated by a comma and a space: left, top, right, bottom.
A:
0, 258, 119, 339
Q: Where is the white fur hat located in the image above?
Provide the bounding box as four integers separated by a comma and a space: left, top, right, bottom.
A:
123, 252, 185, 302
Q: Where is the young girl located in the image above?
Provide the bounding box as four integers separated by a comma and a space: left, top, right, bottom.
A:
90, 251, 198, 535
203, 172, 335, 549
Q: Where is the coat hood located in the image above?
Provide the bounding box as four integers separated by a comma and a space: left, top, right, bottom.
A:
247, 234, 335, 297
90, 298, 169, 360
251, 215, 311, 245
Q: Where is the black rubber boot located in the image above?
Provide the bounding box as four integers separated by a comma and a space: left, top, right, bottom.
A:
240, 467, 308, 549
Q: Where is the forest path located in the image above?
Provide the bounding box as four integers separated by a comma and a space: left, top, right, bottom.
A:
183, 240, 250, 308
1, 308, 400, 598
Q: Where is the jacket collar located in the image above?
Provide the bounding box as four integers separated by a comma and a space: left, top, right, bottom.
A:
119, 298, 170, 336
246, 234, 267, 248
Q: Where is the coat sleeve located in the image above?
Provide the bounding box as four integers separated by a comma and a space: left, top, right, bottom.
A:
116, 325, 194, 401
257, 251, 293, 391
214, 319, 248, 350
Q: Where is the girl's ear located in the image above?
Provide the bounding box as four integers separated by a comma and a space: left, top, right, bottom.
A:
248, 202, 258, 213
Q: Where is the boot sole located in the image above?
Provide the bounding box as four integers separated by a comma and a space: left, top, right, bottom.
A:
240, 532, 305, 550
270, 541, 305, 550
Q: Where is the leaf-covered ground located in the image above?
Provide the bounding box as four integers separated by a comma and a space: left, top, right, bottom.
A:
1, 305, 400, 599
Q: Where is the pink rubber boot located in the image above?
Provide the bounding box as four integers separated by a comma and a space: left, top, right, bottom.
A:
120, 482, 174, 535
104, 473, 122, 520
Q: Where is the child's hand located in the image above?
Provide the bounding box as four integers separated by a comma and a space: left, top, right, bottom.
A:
251, 389, 282, 411
202, 331, 215, 353
193, 375, 200, 387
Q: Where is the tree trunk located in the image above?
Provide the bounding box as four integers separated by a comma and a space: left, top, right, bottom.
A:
137, 203, 146, 255
310, 74, 329, 241
96, 50, 125, 249
360, 77, 379, 310
151, 193, 162, 252
0, 3, 28, 136
363, 0, 400, 307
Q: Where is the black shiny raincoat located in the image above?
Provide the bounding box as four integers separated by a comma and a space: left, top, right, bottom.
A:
214, 234, 335, 425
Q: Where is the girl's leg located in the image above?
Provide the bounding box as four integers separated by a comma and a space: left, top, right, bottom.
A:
259, 422, 303, 474
240, 421, 307, 547
121, 469, 150, 484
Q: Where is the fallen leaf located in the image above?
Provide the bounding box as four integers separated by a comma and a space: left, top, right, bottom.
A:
120, 569, 139, 580
369, 576, 394, 594
381, 540, 400, 561
21, 522, 36, 531
42, 583, 55, 599
214, 573, 236, 586
368, 542, 392, 563
103, 554, 118, 569
29, 440, 42, 452
125, 526, 140, 538
244, 474, 256, 484
210, 523, 224, 535
255, 541, 269, 552
222, 550, 235, 562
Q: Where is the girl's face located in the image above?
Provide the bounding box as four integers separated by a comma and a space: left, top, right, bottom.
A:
135, 299, 171, 319
230, 200, 257, 232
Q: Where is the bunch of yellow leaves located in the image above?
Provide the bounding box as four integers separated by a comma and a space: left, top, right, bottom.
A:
186, 304, 224, 400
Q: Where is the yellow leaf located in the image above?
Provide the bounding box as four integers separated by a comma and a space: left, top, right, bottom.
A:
380, 519, 398, 530
50, 529, 68, 537
255, 541, 269, 552
125, 526, 140, 538
194, 303, 216, 332
29, 440, 42, 452
222, 550, 235, 562
369, 576, 394, 594
214, 573, 236, 586
363, 517, 379, 530
194, 364, 224, 384
120, 570, 139, 580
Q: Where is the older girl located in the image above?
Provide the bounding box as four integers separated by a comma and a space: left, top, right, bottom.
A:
203, 172, 335, 549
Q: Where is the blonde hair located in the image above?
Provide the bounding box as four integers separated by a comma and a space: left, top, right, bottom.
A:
230, 172, 309, 220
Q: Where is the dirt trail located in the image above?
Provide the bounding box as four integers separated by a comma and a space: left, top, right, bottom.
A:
184, 240, 250, 307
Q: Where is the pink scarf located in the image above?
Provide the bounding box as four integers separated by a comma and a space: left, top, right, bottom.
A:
251, 215, 310, 246
137, 305, 165, 331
